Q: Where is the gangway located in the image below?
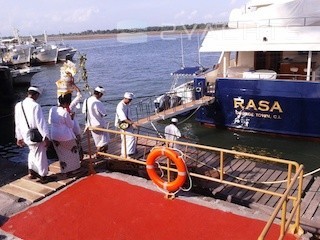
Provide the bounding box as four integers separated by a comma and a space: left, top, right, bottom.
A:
136, 95, 214, 125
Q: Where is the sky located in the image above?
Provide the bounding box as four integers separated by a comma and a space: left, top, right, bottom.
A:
0, 0, 248, 37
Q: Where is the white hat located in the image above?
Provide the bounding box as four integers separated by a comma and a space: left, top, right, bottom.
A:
94, 86, 105, 94
28, 86, 41, 94
124, 92, 134, 99
171, 118, 178, 123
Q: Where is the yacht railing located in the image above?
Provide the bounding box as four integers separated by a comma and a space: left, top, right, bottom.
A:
227, 17, 320, 29
85, 127, 304, 240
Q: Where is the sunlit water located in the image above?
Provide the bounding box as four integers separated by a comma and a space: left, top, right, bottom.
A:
2, 34, 319, 174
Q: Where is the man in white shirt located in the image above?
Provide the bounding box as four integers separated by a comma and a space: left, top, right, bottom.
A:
115, 92, 138, 157
82, 86, 109, 153
164, 118, 181, 148
14, 86, 54, 183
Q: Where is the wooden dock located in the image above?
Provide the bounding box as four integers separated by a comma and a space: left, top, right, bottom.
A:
0, 131, 319, 234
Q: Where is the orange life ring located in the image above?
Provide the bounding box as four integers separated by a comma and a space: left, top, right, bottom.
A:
146, 147, 187, 192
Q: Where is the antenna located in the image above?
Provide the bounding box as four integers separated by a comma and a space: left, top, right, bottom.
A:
197, 34, 201, 66
180, 33, 185, 68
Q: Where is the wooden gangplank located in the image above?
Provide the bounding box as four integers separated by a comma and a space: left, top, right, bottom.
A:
136, 95, 214, 125
0, 161, 88, 203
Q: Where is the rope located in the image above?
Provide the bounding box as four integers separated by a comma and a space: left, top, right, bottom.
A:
148, 146, 193, 196
181, 151, 320, 186
176, 105, 201, 125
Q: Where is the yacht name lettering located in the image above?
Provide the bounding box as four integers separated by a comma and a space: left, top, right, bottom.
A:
233, 98, 283, 113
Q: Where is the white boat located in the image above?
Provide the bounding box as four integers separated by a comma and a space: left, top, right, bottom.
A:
1, 38, 32, 67
11, 66, 41, 86
31, 44, 58, 65
57, 43, 77, 62
154, 66, 208, 113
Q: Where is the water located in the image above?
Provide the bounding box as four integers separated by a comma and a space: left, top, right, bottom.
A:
3, 34, 320, 174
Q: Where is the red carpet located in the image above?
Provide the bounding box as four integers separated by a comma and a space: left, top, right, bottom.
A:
1, 175, 296, 240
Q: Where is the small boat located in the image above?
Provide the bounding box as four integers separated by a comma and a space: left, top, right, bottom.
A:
57, 43, 77, 62
1, 39, 32, 68
154, 66, 208, 113
31, 44, 58, 65
1, 30, 32, 68
11, 66, 41, 86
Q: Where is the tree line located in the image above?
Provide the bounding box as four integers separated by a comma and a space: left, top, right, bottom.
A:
53, 22, 227, 37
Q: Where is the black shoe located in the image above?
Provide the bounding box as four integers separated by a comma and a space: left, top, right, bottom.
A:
39, 175, 57, 184
28, 169, 40, 179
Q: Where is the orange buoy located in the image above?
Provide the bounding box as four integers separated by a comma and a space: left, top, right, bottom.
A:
146, 147, 187, 192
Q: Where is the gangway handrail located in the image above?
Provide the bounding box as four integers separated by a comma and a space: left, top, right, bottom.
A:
86, 126, 304, 239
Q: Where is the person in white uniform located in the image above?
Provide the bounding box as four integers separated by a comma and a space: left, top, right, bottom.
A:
82, 86, 109, 153
115, 92, 138, 157
48, 93, 81, 175
14, 86, 54, 183
164, 118, 181, 148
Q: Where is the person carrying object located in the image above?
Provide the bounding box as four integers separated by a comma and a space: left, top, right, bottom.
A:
14, 86, 56, 183
82, 86, 109, 153
115, 92, 139, 157
48, 93, 81, 175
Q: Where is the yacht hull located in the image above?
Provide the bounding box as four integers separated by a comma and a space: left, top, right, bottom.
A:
196, 78, 320, 138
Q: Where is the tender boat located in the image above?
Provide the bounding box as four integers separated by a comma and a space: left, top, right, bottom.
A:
154, 66, 208, 113
160, 0, 320, 139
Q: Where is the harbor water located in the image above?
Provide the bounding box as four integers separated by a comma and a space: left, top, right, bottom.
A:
2, 33, 319, 174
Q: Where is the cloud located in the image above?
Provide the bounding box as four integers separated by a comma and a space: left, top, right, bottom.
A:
188, 10, 198, 20
174, 10, 186, 19
48, 7, 99, 23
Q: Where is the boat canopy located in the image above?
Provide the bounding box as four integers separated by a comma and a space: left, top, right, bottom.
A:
200, 26, 320, 52
171, 66, 208, 76
229, 0, 320, 28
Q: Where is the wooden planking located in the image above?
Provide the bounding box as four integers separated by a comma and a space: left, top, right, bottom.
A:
224, 161, 264, 201
234, 163, 270, 201
10, 179, 52, 197
21, 176, 65, 190
0, 184, 43, 202
136, 96, 214, 126
302, 177, 320, 220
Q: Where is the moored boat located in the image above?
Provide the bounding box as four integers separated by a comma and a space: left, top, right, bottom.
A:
196, 0, 320, 138
11, 66, 41, 86
31, 44, 58, 65
159, 0, 320, 139
57, 43, 77, 62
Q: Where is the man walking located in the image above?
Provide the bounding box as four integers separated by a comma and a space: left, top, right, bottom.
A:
15, 86, 54, 183
82, 86, 109, 153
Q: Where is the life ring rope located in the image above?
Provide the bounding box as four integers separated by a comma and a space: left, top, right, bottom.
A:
146, 147, 190, 193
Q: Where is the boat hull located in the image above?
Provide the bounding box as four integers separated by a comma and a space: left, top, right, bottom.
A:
196, 78, 320, 138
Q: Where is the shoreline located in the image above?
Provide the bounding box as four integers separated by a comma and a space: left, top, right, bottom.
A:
48, 30, 206, 41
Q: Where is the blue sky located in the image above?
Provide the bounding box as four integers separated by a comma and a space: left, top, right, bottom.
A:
1, 0, 248, 37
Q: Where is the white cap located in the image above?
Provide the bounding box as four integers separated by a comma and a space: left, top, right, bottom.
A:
94, 86, 105, 94
28, 86, 41, 94
124, 92, 134, 99
171, 118, 178, 123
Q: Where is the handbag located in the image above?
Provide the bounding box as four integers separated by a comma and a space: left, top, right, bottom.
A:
28, 128, 43, 142
21, 102, 43, 142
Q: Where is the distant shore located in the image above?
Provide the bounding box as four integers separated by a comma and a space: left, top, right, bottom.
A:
47, 30, 206, 41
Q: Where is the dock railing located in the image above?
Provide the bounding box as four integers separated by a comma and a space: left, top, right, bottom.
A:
85, 126, 304, 240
